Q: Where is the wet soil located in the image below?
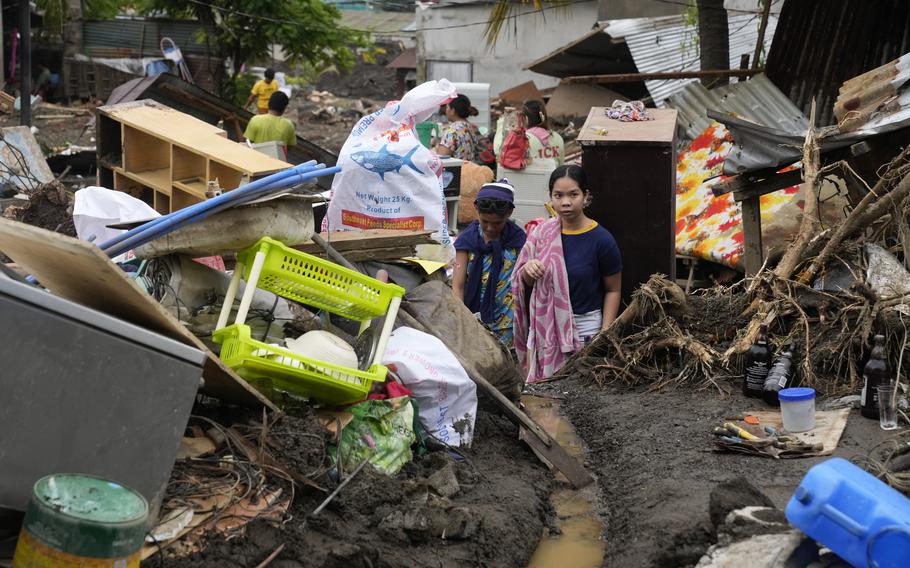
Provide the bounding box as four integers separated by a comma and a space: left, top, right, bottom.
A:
548, 377, 883, 568
2, 181, 76, 236
163, 410, 552, 568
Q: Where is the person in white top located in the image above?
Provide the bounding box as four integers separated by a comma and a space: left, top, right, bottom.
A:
494, 99, 565, 167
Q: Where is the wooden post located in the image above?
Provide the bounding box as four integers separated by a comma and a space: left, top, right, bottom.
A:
740, 196, 763, 276
752, 0, 773, 70
19, 0, 31, 126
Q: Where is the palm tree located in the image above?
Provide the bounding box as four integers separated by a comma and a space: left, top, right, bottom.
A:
483, 0, 733, 86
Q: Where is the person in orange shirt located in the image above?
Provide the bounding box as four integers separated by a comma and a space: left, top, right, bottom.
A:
244, 68, 278, 114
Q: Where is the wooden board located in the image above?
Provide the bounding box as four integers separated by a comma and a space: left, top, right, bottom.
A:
0, 218, 276, 410
99, 101, 290, 175
748, 408, 850, 456
293, 230, 436, 254
498, 81, 543, 105
577, 107, 677, 146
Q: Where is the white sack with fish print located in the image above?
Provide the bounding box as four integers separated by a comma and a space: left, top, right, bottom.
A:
325, 79, 457, 255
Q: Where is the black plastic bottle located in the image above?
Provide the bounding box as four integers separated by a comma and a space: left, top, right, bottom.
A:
762, 342, 794, 406
861, 335, 888, 419
743, 324, 772, 398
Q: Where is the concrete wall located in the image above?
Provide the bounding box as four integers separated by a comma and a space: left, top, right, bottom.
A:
597, 0, 682, 21
416, 2, 599, 95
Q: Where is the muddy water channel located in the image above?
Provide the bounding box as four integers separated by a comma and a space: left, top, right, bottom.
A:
523, 395, 606, 568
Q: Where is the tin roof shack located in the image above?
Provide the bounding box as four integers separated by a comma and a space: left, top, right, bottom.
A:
765, 0, 910, 127
578, 107, 678, 303
415, 0, 599, 95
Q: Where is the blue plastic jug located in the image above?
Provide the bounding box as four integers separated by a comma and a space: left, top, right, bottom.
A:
786, 457, 910, 568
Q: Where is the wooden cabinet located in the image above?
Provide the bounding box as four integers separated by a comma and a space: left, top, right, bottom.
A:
578, 107, 677, 303
97, 100, 291, 214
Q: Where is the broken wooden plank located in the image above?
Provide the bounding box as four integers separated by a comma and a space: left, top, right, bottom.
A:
293, 229, 435, 255
712, 168, 802, 198
0, 218, 276, 410
405, 311, 594, 489
740, 196, 764, 277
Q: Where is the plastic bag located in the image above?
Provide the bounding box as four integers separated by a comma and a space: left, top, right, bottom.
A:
333, 396, 416, 476
383, 327, 478, 448
325, 80, 456, 252
73, 186, 159, 263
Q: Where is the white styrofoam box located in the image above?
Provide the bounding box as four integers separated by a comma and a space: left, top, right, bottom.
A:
497, 159, 558, 227
452, 82, 491, 131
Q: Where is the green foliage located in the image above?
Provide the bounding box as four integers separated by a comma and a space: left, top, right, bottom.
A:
84, 0, 129, 20
229, 72, 259, 108
681, 2, 700, 57
35, 0, 66, 39
484, 0, 571, 47
139, 0, 370, 90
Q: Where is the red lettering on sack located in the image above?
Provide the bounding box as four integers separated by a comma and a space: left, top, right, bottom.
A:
342, 210, 425, 230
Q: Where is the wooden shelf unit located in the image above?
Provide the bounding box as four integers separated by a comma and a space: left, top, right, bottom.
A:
96, 100, 292, 214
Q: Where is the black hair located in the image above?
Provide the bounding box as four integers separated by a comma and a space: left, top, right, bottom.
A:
264, 68, 275, 81
548, 164, 588, 194
523, 99, 548, 129
448, 94, 479, 120
268, 90, 289, 113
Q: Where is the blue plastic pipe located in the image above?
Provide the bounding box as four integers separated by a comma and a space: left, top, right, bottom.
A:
103, 165, 339, 258
103, 164, 336, 258
99, 160, 319, 251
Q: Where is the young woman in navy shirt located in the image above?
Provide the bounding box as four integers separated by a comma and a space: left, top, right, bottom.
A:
520, 164, 622, 343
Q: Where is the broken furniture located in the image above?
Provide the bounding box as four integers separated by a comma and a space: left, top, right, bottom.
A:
106, 73, 337, 190
96, 100, 291, 215
0, 275, 204, 511
213, 237, 405, 405
578, 107, 678, 302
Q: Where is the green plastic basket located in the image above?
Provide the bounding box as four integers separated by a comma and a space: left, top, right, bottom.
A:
214, 323, 386, 405
236, 237, 405, 322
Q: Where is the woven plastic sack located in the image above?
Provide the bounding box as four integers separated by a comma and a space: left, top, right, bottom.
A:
325, 80, 457, 253
383, 327, 478, 448
401, 281, 523, 402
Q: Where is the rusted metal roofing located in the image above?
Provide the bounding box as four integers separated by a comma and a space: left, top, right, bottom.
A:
666, 73, 808, 143
766, 0, 910, 127
834, 53, 910, 132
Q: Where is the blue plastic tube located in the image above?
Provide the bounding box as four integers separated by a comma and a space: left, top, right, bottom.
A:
103, 165, 339, 258
99, 160, 319, 251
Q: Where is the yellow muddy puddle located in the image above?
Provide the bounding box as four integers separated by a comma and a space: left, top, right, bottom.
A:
523, 395, 606, 568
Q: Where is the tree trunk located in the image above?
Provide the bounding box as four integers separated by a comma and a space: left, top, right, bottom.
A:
61, 0, 82, 102
696, 0, 730, 87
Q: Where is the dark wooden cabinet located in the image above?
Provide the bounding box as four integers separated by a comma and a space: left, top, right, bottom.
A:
578, 108, 677, 304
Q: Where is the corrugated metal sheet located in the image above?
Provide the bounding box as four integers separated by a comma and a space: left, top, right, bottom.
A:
833, 52, 910, 132
84, 19, 212, 56
667, 73, 808, 142
766, 0, 910, 127
605, 13, 778, 105
339, 10, 415, 35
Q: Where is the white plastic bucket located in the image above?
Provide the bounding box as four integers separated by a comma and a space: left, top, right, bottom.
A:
779, 387, 816, 432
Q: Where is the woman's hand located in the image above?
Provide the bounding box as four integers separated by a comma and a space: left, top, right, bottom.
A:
522, 259, 546, 284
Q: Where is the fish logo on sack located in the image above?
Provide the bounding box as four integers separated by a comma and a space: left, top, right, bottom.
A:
351, 144, 422, 180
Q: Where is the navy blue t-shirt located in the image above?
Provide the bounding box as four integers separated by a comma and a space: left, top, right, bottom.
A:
561, 223, 622, 314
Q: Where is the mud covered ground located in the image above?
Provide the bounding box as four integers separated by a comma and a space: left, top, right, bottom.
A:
546, 378, 883, 567
163, 410, 552, 568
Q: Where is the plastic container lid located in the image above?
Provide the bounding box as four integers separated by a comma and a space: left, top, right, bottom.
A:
779, 387, 816, 402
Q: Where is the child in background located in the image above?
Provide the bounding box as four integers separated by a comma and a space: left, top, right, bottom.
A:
245, 68, 279, 114
452, 180, 527, 347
